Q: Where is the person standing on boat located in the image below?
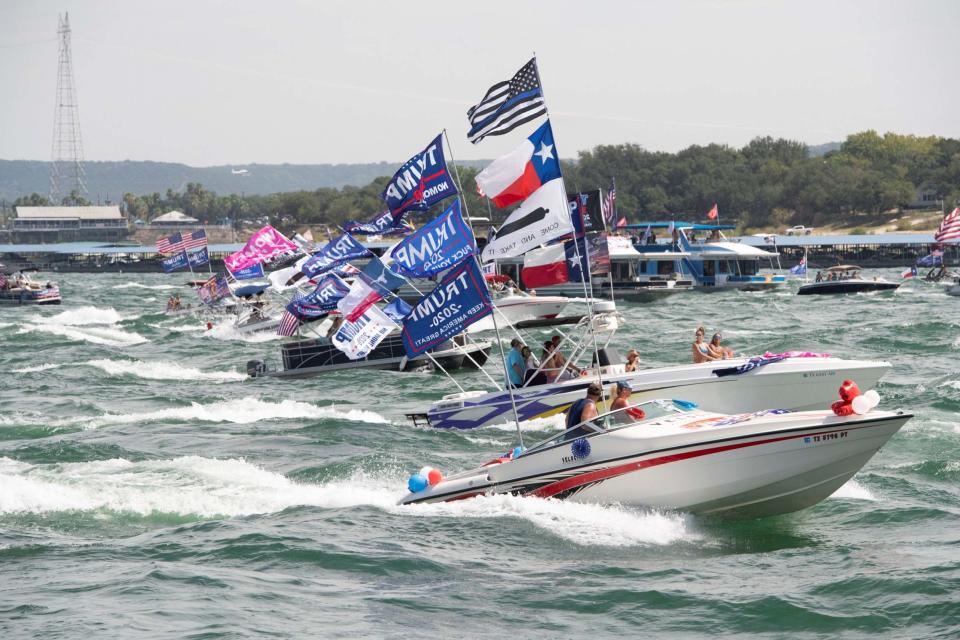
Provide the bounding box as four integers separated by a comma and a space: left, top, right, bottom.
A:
566, 382, 603, 436
507, 339, 525, 388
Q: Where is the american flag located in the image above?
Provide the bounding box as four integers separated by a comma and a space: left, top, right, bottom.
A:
182, 229, 208, 251
467, 58, 547, 144
156, 232, 184, 254
0, 272, 6, 288
277, 290, 305, 337
603, 181, 617, 224
935, 207, 960, 242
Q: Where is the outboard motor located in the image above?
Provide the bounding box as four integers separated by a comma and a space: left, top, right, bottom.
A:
247, 359, 268, 378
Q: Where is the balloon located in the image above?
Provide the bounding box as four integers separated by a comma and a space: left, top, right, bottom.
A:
407, 474, 428, 493
427, 468, 443, 486
839, 380, 860, 403
418, 466, 434, 478
832, 400, 854, 416
851, 395, 871, 415
863, 389, 880, 408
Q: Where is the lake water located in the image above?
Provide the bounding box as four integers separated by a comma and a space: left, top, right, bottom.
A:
1, 271, 958, 638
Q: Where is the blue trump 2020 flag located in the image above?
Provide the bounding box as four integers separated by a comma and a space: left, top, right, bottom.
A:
381, 134, 458, 216
161, 251, 189, 272
344, 210, 411, 236
401, 259, 493, 358
301, 232, 371, 279
286, 274, 351, 320
188, 247, 209, 268
229, 263, 265, 280
389, 199, 477, 278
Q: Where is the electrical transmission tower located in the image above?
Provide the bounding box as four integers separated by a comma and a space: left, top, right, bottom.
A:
49, 12, 87, 204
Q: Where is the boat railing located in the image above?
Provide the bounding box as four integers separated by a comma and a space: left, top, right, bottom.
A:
520, 399, 692, 456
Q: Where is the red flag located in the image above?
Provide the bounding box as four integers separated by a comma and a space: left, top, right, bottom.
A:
616, 217, 627, 229
706, 204, 718, 220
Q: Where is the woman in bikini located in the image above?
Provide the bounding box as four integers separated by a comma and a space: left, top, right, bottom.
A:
693, 328, 717, 363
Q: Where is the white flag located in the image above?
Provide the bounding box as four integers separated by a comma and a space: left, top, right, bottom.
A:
331, 305, 398, 360
481, 178, 574, 262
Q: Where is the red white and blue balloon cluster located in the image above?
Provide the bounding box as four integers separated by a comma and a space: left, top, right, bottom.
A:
407, 466, 444, 493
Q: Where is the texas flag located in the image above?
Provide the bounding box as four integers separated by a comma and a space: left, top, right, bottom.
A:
337, 256, 406, 322
520, 238, 589, 288
475, 120, 561, 208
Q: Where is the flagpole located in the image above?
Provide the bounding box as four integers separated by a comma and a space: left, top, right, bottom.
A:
600, 183, 616, 305
443, 129, 525, 447
531, 54, 606, 396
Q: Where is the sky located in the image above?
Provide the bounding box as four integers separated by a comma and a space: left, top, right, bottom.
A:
1, 0, 958, 167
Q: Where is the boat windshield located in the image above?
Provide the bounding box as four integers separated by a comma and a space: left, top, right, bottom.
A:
522, 399, 694, 456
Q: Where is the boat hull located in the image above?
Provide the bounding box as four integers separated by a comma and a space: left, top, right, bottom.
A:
467, 295, 569, 331
425, 357, 890, 430
402, 410, 910, 518
0, 288, 61, 305
798, 281, 900, 295
251, 335, 491, 378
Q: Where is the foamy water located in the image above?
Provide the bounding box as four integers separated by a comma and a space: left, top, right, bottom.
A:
16, 306, 147, 346
0, 457, 695, 546
82, 359, 246, 382
830, 479, 878, 501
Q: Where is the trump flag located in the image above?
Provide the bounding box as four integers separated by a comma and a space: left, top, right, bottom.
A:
381, 134, 458, 216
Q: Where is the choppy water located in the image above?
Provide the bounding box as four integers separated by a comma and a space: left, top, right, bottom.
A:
1, 271, 958, 638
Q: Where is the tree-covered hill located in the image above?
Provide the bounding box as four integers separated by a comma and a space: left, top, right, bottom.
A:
4, 131, 958, 234
0, 159, 487, 203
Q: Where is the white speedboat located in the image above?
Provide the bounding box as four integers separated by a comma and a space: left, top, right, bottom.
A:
416, 305, 890, 430
467, 286, 569, 333
400, 399, 911, 518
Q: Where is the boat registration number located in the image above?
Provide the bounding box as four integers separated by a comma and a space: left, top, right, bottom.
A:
804, 431, 848, 444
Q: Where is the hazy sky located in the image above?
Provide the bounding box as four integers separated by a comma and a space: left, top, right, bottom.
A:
1, 0, 958, 166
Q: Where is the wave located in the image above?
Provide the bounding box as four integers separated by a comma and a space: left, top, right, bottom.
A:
18, 323, 147, 347
0, 458, 694, 546
111, 282, 181, 290
63, 397, 390, 429
401, 491, 697, 547
81, 359, 246, 383
11, 363, 61, 373
829, 479, 878, 501
14, 305, 147, 346
30, 306, 127, 326
148, 322, 206, 332
204, 323, 280, 343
